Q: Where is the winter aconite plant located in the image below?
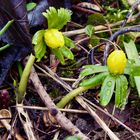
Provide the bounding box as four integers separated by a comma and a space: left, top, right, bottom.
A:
79, 48, 140, 109
32, 7, 75, 64
17, 7, 75, 103
57, 45, 140, 109
68, 50, 128, 109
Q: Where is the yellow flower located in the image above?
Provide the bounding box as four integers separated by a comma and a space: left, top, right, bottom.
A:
44, 29, 64, 48
107, 50, 127, 74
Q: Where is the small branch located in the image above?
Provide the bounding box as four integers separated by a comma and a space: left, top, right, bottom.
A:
34, 64, 72, 92
109, 26, 140, 42
17, 103, 37, 140
63, 15, 137, 37
30, 66, 89, 140
15, 105, 88, 114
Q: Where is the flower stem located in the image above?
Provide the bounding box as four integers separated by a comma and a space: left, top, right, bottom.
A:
0, 44, 11, 52
0, 20, 14, 36
57, 86, 92, 108
18, 53, 35, 103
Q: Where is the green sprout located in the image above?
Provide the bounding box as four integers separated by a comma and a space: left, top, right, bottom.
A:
65, 136, 81, 140
57, 40, 140, 109
26, 2, 37, 11
0, 20, 14, 52
32, 7, 75, 64
17, 7, 75, 103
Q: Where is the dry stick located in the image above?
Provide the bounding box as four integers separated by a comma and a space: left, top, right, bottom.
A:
36, 65, 120, 140
0, 114, 25, 140
76, 97, 120, 140
30, 66, 89, 140
34, 64, 71, 92
15, 105, 88, 114
63, 15, 137, 37
17, 103, 37, 140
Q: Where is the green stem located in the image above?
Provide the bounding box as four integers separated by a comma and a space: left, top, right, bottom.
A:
18, 53, 35, 103
17, 62, 23, 79
0, 44, 11, 51
0, 20, 14, 36
56, 86, 92, 108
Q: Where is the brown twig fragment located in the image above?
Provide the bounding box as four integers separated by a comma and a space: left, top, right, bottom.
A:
29, 66, 90, 140
17, 103, 37, 140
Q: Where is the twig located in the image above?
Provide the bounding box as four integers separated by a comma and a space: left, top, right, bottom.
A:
16, 103, 37, 140
104, 105, 116, 140
108, 26, 140, 42
38, 73, 77, 82
76, 96, 120, 140
77, 44, 89, 54
34, 64, 72, 92
15, 105, 88, 114
30, 66, 90, 140
52, 131, 60, 140
63, 14, 137, 37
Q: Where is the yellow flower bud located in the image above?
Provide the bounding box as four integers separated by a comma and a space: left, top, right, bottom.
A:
107, 50, 127, 75
44, 29, 64, 48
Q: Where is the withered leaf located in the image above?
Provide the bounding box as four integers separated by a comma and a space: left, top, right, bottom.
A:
0, 0, 33, 85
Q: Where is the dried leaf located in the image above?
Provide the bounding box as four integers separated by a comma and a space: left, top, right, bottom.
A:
0, 0, 33, 85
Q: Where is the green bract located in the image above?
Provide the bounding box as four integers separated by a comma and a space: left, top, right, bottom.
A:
26, 2, 36, 11
32, 30, 46, 62
80, 64, 129, 109
124, 40, 140, 96
100, 75, 115, 106
42, 7, 72, 30
115, 75, 128, 109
